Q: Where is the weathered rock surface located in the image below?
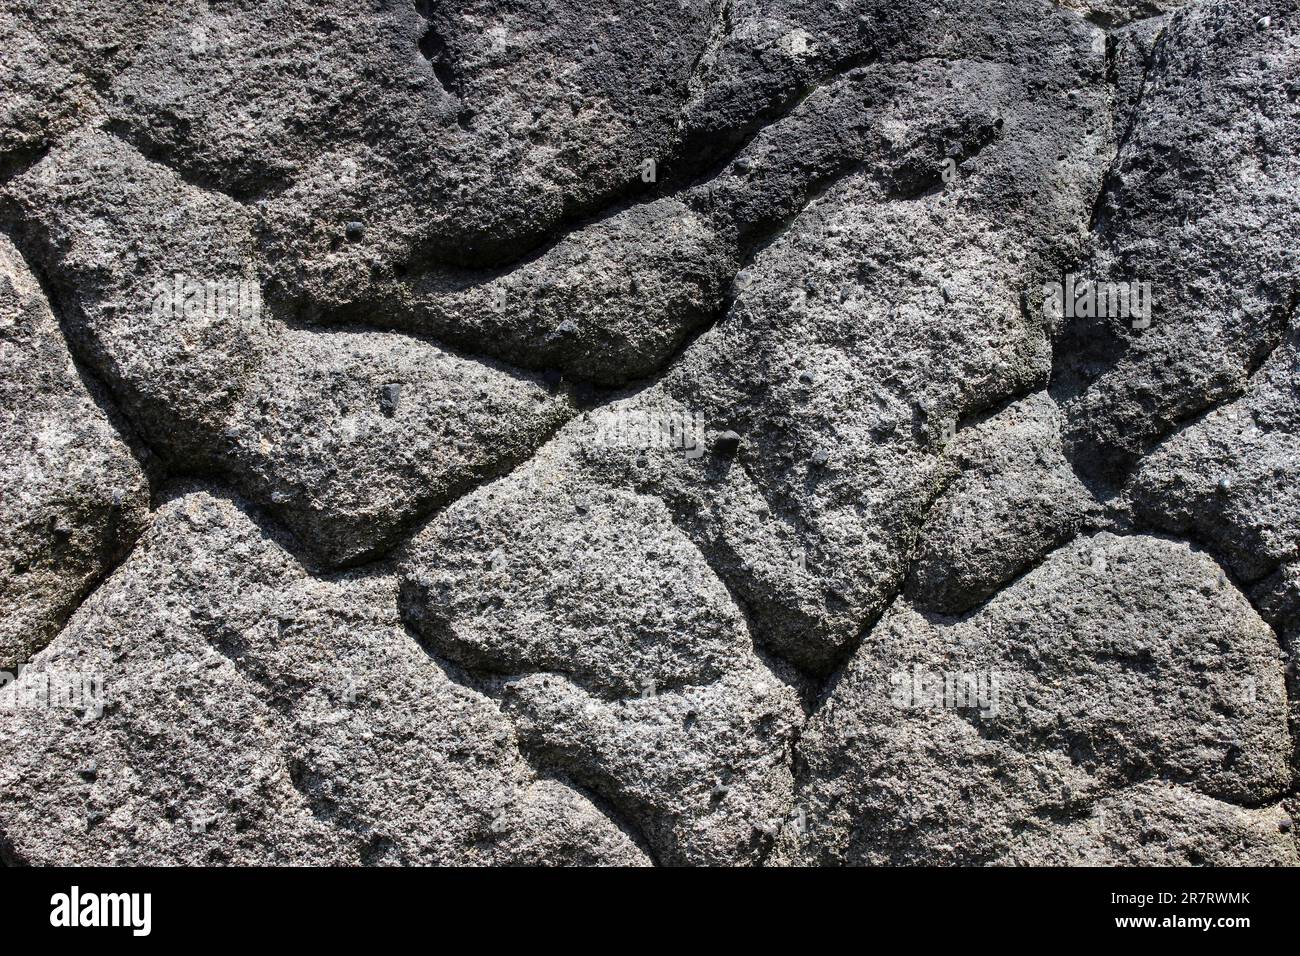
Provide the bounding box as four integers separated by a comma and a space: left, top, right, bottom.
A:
1061, 0, 1192, 27
1130, 320, 1300, 582
1005, 781, 1298, 866
0, 0, 1296, 867
907, 392, 1095, 614
392, 0, 1120, 701
0, 490, 647, 865
1255, 562, 1300, 644
1109, 14, 1170, 137
4, 129, 266, 461
4, 131, 573, 566
1056, 0, 1300, 484
0, 6, 95, 176
400, 454, 804, 865
776, 533, 1293, 865
0, 234, 149, 671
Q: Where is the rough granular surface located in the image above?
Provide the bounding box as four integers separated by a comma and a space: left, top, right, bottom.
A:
0, 0, 1297, 866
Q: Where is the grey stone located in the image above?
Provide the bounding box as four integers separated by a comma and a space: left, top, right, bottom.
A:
502, 668, 800, 866
1254, 562, 1300, 643
0, 234, 149, 670
1005, 781, 1298, 866
217, 325, 572, 566
907, 393, 1095, 614
1108, 15, 1170, 138
1130, 321, 1300, 582
1058, 1, 1192, 28
399, 457, 803, 865
0, 1, 175, 174
1057, 1, 1300, 484
4, 131, 573, 566
776, 533, 1293, 865
1, 0, 1295, 869
392, 0, 1115, 682
0, 489, 647, 866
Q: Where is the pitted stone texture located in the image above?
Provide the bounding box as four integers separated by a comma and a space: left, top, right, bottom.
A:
1130, 324, 1300, 582
0, 1, 179, 172
396, 39, 1109, 671
4, 1, 1111, 398
355, 48, 1015, 385
4, 129, 266, 462
502, 670, 800, 867
403, 106, 1097, 679
1058, 1, 1300, 483
219, 325, 572, 567
564, 179, 1057, 675
776, 533, 1292, 865
881, 10, 1113, 292
108, 0, 717, 268
102, 0, 939, 276
374, 1, 1107, 385
1255, 562, 1300, 643
1005, 782, 1298, 866
671, 0, 924, 179
565, 7, 1112, 673
1252, 561, 1300, 780
400, 449, 803, 866
0, 490, 646, 866
681, 0, 1108, 215
0, 234, 148, 671
907, 393, 1094, 615
5, 132, 572, 566
0, 8, 97, 174
1059, 0, 1191, 27
1109, 15, 1169, 137
353, 197, 737, 386
295, 30, 1034, 385
14, 0, 1114, 389
0, 0, 1294, 871
402, 481, 757, 698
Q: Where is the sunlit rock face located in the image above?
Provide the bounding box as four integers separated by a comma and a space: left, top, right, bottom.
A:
0, 0, 1295, 866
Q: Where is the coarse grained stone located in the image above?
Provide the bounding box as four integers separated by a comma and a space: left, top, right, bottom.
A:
1, 0, 1295, 871
907, 392, 1095, 615
4, 131, 573, 567
0, 489, 647, 866
1129, 321, 1300, 582
1004, 781, 1297, 866
0, 234, 149, 671
399, 442, 804, 866
1057, 0, 1300, 485
776, 533, 1292, 865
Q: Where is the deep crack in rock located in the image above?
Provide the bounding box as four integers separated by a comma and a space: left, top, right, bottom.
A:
1, 0, 1296, 868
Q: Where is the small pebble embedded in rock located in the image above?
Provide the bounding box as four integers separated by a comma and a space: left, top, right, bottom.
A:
379, 383, 401, 416
714, 430, 742, 454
